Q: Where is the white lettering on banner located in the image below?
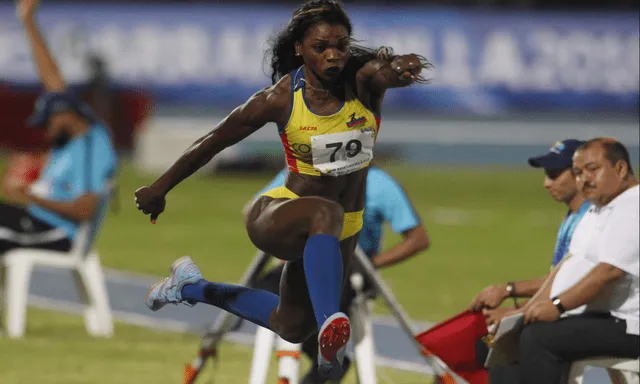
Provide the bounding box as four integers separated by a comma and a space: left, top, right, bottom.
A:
355, 29, 433, 60
524, 30, 639, 93
88, 24, 268, 84
173, 26, 211, 81
594, 32, 631, 93
438, 29, 473, 88
478, 30, 525, 90
132, 25, 166, 81
215, 27, 265, 83
50, 23, 89, 83
600, 33, 630, 93
0, 16, 637, 97
557, 31, 603, 92
95, 25, 137, 81
0, 28, 32, 81
527, 29, 562, 91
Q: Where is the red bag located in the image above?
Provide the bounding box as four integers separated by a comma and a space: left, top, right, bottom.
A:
416, 310, 490, 384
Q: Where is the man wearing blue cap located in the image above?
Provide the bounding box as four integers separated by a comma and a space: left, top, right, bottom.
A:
0, 0, 117, 255
470, 139, 590, 325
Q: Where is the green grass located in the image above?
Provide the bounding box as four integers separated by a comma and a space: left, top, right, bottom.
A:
92, 163, 558, 321
0, 160, 561, 383
1, 161, 561, 321
0, 308, 431, 384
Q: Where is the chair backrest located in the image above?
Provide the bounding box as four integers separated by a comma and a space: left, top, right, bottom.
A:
69, 179, 116, 259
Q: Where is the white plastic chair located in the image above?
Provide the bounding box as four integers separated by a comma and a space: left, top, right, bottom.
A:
568, 358, 640, 384
0, 199, 114, 339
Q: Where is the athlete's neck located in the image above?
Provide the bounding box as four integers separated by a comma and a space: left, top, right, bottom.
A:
303, 66, 343, 97
567, 194, 586, 213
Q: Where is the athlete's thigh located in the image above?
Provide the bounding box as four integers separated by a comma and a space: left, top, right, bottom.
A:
246, 196, 344, 260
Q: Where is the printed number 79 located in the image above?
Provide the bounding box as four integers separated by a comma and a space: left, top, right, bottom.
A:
326, 139, 362, 162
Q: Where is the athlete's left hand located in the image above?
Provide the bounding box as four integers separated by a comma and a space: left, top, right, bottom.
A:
523, 299, 561, 324
391, 54, 422, 81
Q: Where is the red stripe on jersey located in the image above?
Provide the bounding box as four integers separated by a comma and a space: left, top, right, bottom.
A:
279, 132, 299, 173
374, 114, 381, 142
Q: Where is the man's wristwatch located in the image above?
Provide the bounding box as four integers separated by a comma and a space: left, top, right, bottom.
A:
551, 296, 566, 314
505, 282, 516, 297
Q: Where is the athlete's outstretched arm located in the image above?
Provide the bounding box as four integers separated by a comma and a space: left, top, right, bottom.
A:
356, 53, 432, 93
151, 87, 286, 195
18, 0, 65, 91
135, 84, 288, 221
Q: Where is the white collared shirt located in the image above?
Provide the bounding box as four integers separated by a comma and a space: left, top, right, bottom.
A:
550, 185, 639, 335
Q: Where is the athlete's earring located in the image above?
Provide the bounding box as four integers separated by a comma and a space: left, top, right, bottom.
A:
295, 52, 300, 56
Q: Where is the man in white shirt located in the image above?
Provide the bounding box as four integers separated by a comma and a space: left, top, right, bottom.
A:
494, 138, 639, 384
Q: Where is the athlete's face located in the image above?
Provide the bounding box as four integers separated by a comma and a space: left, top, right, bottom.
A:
297, 22, 350, 82
543, 168, 577, 203
572, 144, 630, 207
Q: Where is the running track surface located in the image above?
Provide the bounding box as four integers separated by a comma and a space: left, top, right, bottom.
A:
23, 266, 611, 383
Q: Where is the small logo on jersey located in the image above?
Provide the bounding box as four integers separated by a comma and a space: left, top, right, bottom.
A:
299, 126, 317, 131
291, 143, 311, 154
346, 113, 367, 129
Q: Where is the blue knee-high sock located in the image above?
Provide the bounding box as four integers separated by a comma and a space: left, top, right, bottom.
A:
181, 281, 279, 329
303, 234, 343, 327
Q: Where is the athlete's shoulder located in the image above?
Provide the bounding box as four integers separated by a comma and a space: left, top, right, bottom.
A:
239, 76, 292, 125
251, 78, 289, 105
263, 75, 292, 106
263, 73, 293, 103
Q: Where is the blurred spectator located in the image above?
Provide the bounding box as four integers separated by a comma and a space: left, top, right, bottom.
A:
1, 0, 117, 256
470, 139, 589, 328
490, 138, 640, 384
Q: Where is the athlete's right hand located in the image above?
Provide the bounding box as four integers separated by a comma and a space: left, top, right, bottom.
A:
134, 185, 166, 223
16, 0, 38, 23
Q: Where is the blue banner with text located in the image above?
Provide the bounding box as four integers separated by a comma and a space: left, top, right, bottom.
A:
0, 4, 637, 115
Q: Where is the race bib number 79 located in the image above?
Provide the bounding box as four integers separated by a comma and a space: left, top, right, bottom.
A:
310, 129, 375, 176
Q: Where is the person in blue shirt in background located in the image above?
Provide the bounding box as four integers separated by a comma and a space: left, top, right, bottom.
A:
247, 166, 430, 383
469, 139, 590, 326
0, 0, 117, 255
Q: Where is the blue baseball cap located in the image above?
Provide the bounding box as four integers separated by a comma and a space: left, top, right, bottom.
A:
528, 139, 585, 169
27, 91, 97, 128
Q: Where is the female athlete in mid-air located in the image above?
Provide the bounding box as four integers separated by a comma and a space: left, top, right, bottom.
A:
135, 0, 430, 378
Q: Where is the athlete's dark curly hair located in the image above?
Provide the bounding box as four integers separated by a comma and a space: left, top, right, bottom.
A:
266, 0, 432, 87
